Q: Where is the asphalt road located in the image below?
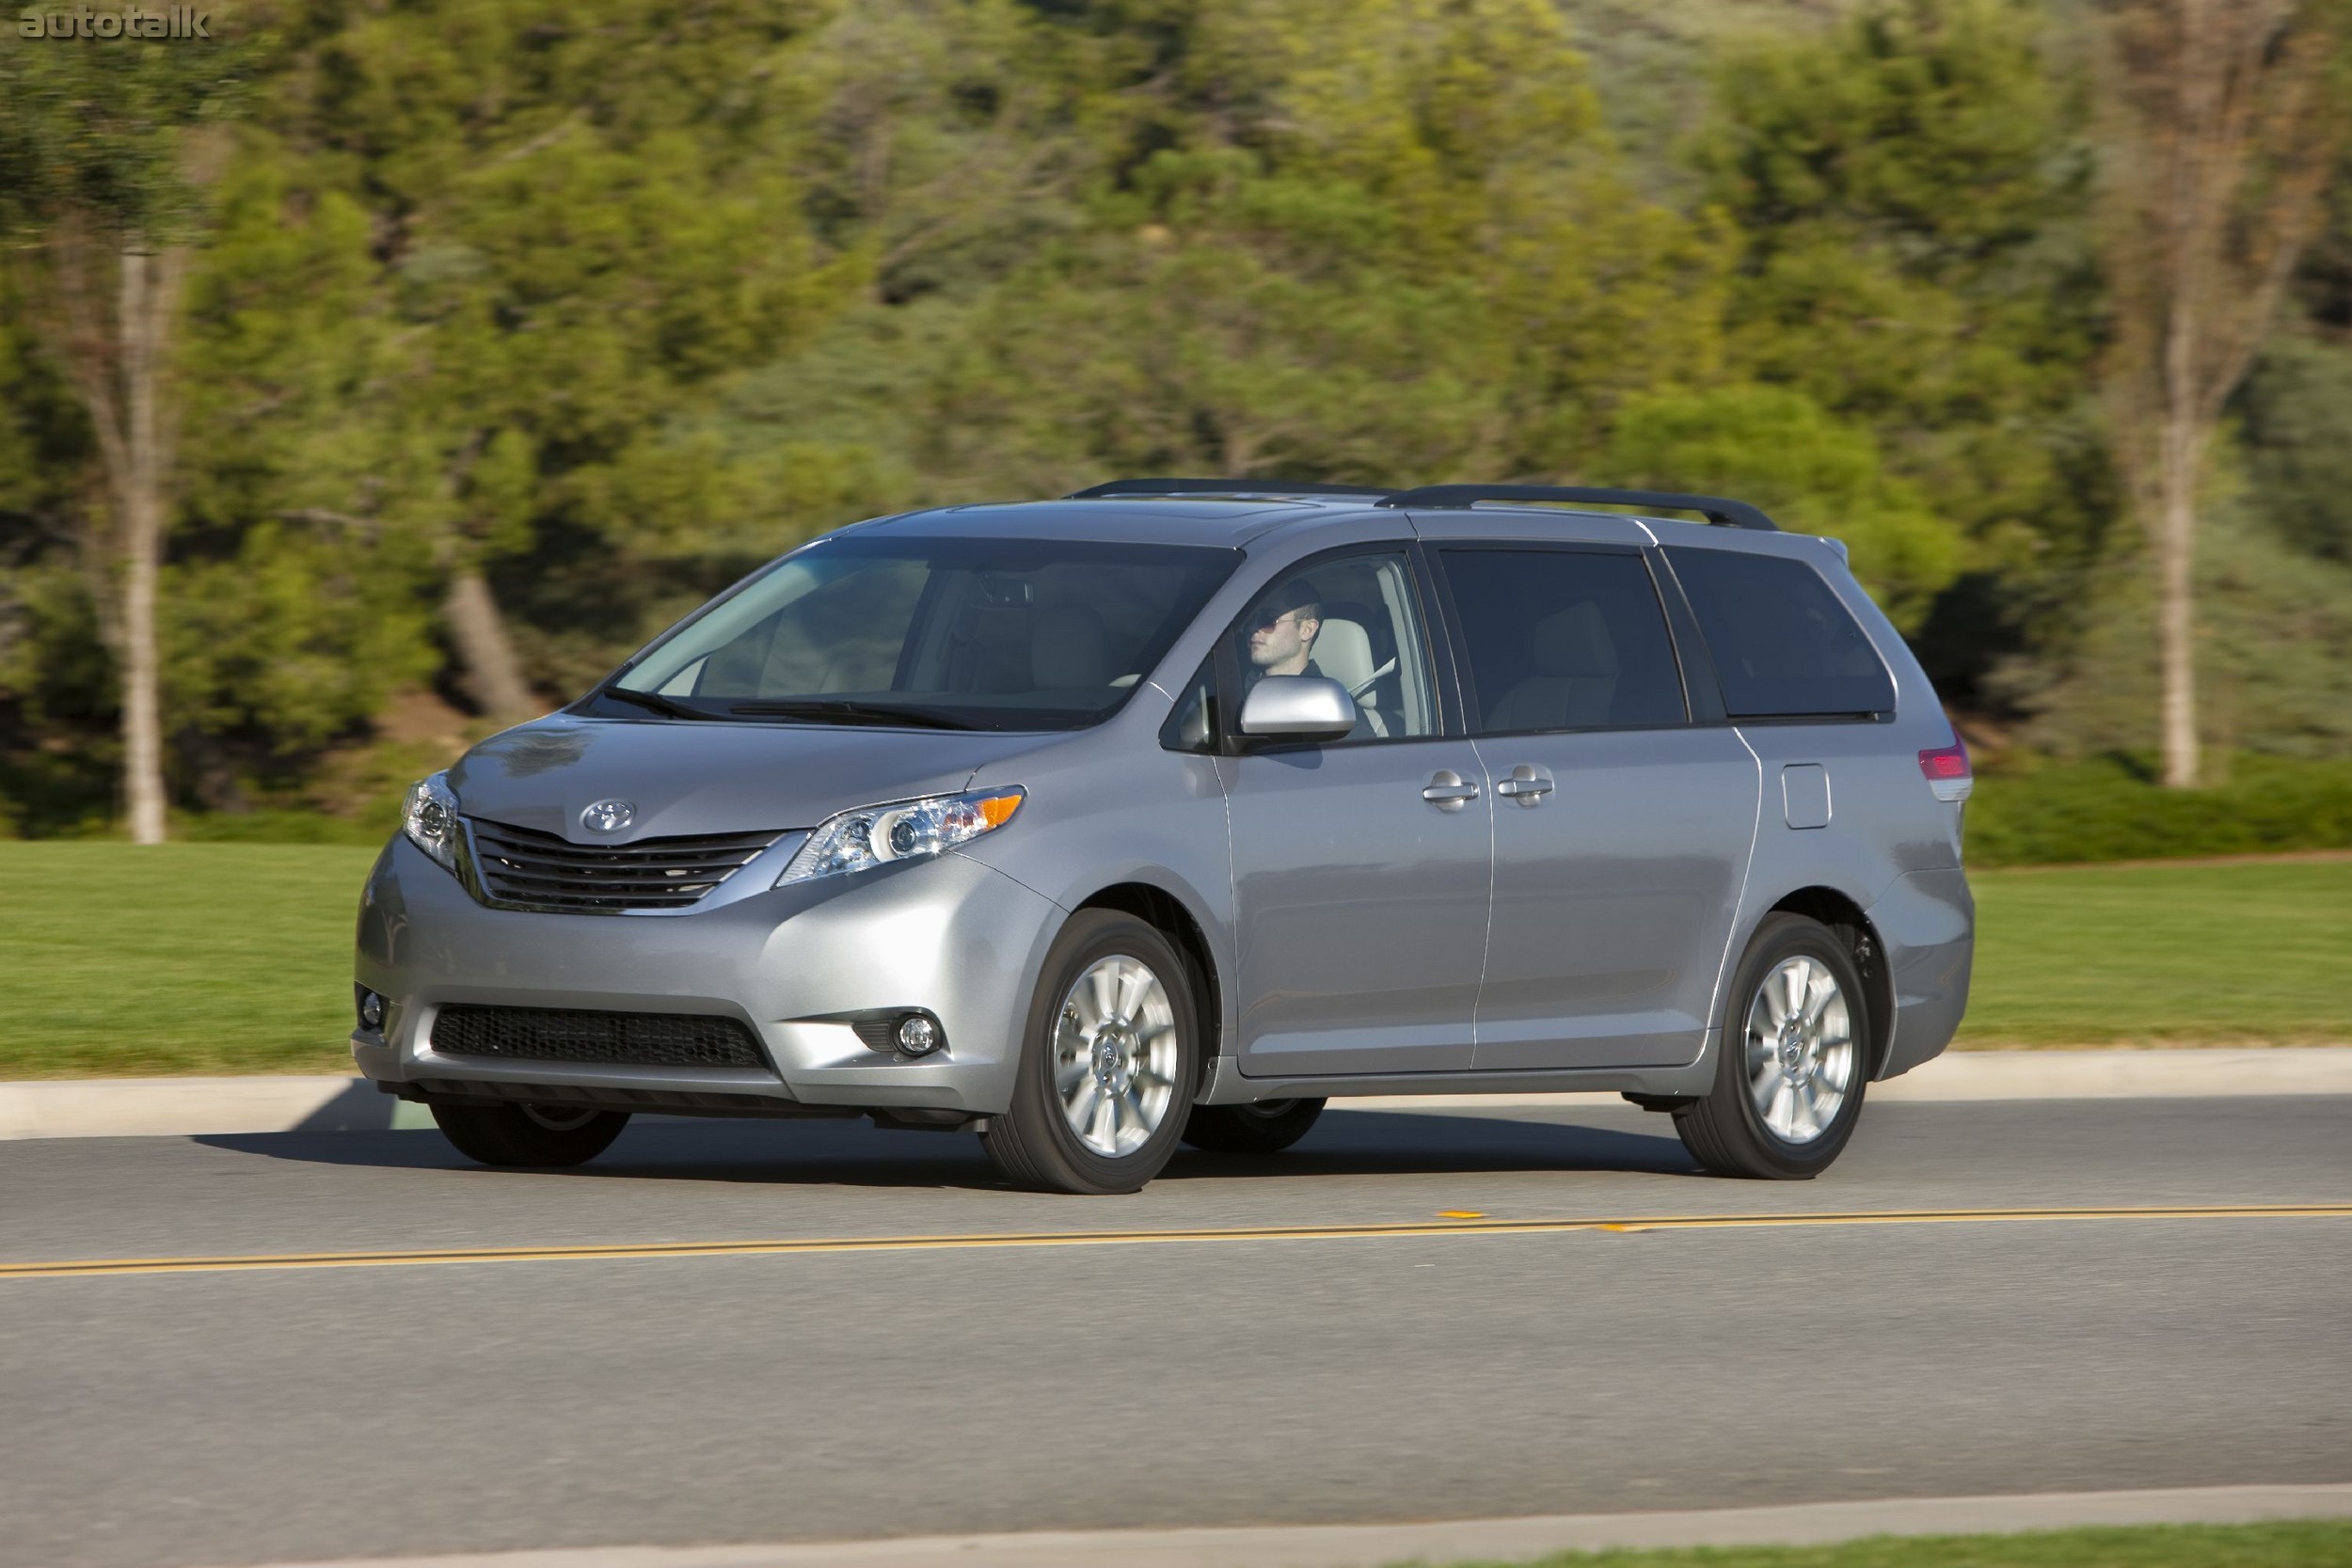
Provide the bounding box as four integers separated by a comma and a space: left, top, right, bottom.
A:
3, 1096, 2348, 1568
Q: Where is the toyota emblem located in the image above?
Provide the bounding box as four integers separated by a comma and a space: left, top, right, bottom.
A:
580, 799, 637, 834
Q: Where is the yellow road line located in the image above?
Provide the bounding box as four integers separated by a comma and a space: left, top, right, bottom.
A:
4, 1204, 2347, 1281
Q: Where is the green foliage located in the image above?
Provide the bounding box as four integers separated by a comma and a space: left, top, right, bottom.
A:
1701, 0, 2079, 272
2237, 334, 2352, 563
0, 26, 252, 239
1695, 0, 2109, 683
1998, 504, 2352, 761
0, 267, 89, 518
169, 807, 392, 845
0, 266, 110, 836
0, 553, 117, 838
166, 523, 435, 752
235, 0, 863, 696
1966, 753, 2352, 866
1598, 384, 1959, 626
168, 152, 439, 768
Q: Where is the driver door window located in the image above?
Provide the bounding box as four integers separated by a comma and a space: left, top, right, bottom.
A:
1224, 550, 1439, 742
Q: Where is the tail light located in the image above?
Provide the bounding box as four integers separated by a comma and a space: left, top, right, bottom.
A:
1917, 736, 1972, 802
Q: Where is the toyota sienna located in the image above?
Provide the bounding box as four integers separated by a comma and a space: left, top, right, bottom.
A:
352, 481, 1975, 1193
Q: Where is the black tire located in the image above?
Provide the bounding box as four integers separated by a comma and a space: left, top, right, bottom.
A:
1181, 1098, 1327, 1154
1674, 912, 1870, 1180
431, 1101, 630, 1167
981, 911, 1201, 1195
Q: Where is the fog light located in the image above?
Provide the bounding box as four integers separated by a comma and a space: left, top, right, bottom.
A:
356, 988, 387, 1033
896, 1014, 942, 1055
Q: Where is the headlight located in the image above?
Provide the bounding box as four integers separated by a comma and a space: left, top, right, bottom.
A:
403, 771, 462, 875
778, 787, 1025, 886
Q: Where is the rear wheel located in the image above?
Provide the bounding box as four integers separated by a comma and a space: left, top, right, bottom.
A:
1181, 1098, 1326, 1154
981, 911, 1200, 1195
1673, 912, 1868, 1180
431, 1101, 630, 1168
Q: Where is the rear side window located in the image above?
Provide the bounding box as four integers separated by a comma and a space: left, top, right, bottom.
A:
1664, 546, 1895, 720
1438, 547, 1688, 733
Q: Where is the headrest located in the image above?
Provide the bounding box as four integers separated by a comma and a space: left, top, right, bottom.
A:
1531, 602, 1616, 678
1312, 617, 1375, 690
1030, 605, 1118, 689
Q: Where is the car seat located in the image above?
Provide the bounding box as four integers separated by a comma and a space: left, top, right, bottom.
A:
1311, 616, 1396, 737
1487, 602, 1616, 731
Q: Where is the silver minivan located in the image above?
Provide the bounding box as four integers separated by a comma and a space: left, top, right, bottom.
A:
353, 481, 1974, 1193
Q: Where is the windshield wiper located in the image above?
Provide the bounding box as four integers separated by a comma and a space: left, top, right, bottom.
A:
596, 685, 716, 721
727, 699, 979, 731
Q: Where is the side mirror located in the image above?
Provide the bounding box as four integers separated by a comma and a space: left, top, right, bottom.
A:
1237, 675, 1359, 742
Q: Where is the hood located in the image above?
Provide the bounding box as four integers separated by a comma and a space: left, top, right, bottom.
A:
446, 717, 1050, 844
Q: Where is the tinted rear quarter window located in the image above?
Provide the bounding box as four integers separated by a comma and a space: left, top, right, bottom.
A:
1664, 546, 1895, 719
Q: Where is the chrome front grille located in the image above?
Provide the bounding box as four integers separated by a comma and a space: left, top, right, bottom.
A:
464, 818, 783, 912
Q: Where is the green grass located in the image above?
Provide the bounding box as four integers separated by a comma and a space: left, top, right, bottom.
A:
2, 844, 2347, 1078
1958, 859, 2352, 1047
1432, 1520, 2352, 1568
0, 842, 381, 1078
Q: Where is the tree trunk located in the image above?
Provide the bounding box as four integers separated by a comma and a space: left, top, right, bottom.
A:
2152, 415, 2201, 788
117, 244, 180, 845
44, 226, 187, 843
2153, 250, 2205, 790
443, 567, 539, 724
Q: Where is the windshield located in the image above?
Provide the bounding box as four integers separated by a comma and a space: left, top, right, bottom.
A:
591, 535, 1240, 731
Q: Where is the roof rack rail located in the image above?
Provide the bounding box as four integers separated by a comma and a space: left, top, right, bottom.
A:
1066, 478, 1395, 500
1375, 484, 1777, 531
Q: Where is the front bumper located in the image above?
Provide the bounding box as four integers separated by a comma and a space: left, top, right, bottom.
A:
352, 835, 1066, 1116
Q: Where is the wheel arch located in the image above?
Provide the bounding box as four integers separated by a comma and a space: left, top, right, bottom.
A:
1073, 879, 1224, 1094
1761, 886, 1896, 1079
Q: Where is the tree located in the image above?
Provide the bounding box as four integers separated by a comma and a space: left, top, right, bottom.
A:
1696, 0, 2107, 697
0, 41, 248, 840
262, 0, 849, 712
713, 0, 1731, 504
2095, 0, 2348, 785
168, 152, 438, 781
1597, 385, 1962, 628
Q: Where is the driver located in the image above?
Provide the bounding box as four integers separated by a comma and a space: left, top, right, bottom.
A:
1245, 578, 1326, 683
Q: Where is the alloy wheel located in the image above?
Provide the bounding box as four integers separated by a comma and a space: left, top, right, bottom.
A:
1053, 954, 1181, 1157
1741, 955, 1857, 1145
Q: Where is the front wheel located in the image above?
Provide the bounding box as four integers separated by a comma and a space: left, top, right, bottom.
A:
432, 1101, 630, 1167
1673, 912, 1869, 1180
981, 911, 1200, 1194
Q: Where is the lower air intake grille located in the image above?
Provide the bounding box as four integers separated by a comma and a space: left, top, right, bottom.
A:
430, 1006, 769, 1069
465, 817, 783, 912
